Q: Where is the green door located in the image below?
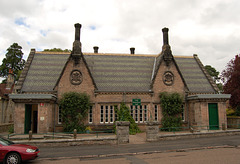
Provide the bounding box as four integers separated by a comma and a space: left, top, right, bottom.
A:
208, 103, 219, 130
24, 104, 32, 134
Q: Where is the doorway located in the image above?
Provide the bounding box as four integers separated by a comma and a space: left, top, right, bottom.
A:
24, 104, 38, 134
208, 103, 219, 130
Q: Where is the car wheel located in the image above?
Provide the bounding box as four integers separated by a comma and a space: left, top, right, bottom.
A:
4, 152, 21, 164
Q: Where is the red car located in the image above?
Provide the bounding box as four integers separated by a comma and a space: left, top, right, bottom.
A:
0, 136, 40, 164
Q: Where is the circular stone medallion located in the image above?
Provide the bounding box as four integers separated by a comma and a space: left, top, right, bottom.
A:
163, 71, 174, 86
70, 70, 83, 85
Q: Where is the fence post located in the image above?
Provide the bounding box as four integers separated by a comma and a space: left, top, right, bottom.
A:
222, 123, 226, 130
29, 131, 32, 140
73, 129, 77, 139
116, 121, 130, 144
146, 121, 159, 142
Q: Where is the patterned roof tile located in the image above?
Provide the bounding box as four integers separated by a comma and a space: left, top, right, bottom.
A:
20, 51, 217, 94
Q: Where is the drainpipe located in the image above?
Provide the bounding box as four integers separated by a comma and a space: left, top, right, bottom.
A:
185, 92, 190, 129
53, 103, 56, 133
1, 99, 4, 123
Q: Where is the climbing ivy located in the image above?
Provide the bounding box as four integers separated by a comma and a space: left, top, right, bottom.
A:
59, 92, 91, 132
159, 92, 183, 131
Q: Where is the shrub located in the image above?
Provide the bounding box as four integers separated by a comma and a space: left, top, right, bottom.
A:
161, 116, 182, 131
8, 125, 14, 134
114, 102, 141, 135
59, 92, 91, 132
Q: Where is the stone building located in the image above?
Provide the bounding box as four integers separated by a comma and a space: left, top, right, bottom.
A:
0, 69, 15, 124
10, 24, 230, 134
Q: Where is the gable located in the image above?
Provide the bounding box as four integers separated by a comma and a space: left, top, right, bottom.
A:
56, 55, 96, 98
151, 56, 186, 95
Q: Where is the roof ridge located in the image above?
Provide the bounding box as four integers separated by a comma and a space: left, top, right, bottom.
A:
35, 51, 194, 59
35, 51, 71, 54
83, 53, 157, 57
174, 55, 194, 58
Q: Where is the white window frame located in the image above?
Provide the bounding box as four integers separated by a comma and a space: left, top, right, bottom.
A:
100, 105, 117, 124
144, 105, 147, 122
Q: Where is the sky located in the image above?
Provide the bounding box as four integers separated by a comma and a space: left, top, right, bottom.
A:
1, 0, 240, 77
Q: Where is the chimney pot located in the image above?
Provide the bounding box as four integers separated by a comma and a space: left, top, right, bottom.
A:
93, 46, 99, 53
74, 23, 82, 41
130, 47, 135, 54
162, 27, 169, 45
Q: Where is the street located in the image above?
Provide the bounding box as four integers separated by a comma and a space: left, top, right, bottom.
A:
31, 147, 240, 164
25, 135, 240, 163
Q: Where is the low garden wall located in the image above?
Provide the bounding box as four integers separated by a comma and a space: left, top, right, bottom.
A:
0, 123, 13, 133
227, 116, 240, 128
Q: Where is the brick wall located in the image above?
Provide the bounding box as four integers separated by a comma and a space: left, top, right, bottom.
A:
152, 60, 186, 103
14, 103, 25, 134
57, 58, 96, 101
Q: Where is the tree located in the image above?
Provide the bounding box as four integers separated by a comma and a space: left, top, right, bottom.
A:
59, 92, 91, 132
221, 55, 240, 114
0, 43, 25, 82
204, 65, 222, 91
205, 65, 220, 81
43, 48, 71, 52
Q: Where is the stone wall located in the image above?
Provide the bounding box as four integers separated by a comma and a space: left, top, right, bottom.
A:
115, 121, 130, 144
146, 121, 159, 141
14, 103, 25, 134
188, 100, 227, 130
227, 116, 240, 128
0, 99, 14, 124
0, 123, 13, 133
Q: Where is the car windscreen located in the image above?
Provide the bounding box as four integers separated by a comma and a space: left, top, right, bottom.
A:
0, 137, 14, 146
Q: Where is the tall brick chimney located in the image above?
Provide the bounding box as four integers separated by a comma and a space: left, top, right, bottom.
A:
162, 27, 169, 45
130, 47, 135, 54
162, 27, 173, 66
6, 69, 14, 89
72, 23, 82, 65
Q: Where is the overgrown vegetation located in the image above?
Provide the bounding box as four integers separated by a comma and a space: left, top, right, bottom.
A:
59, 92, 91, 132
43, 48, 71, 52
114, 102, 141, 135
159, 92, 183, 131
8, 125, 14, 134
221, 54, 240, 116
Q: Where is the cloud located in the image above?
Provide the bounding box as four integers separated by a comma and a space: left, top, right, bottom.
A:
0, 0, 239, 77
14, 17, 30, 27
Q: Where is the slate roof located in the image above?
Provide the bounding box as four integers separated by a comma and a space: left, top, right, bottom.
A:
84, 53, 155, 92
18, 51, 218, 94
174, 56, 216, 94
21, 52, 69, 92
